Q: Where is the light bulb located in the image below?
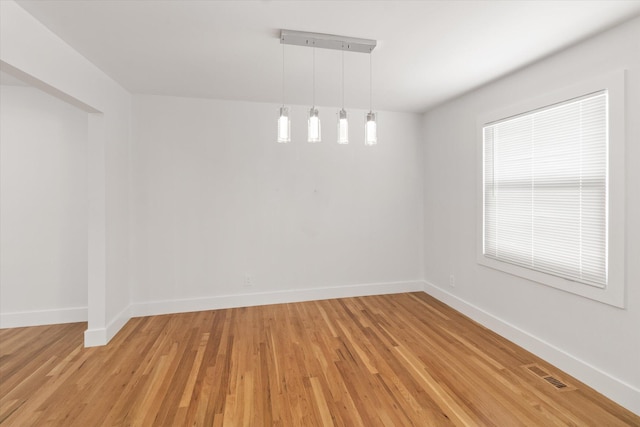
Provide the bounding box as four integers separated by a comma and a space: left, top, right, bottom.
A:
277, 107, 291, 143
338, 109, 348, 144
365, 112, 377, 146
308, 108, 321, 143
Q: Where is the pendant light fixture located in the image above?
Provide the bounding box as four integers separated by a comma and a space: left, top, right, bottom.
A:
308, 47, 321, 143
277, 42, 291, 143
278, 30, 377, 146
365, 52, 377, 146
337, 47, 349, 144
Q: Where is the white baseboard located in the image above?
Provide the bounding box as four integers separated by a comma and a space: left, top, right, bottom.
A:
83, 305, 131, 347
422, 280, 640, 416
0, 306, 87, 329
131, 280, 424, 318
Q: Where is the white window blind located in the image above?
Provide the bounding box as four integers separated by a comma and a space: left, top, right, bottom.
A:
483, 91, 608, 288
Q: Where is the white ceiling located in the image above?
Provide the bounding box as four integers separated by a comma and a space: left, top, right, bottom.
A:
15, 0, 640, 113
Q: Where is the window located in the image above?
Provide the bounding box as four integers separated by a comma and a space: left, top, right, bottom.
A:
476, 71, 625, 308
483, 92, 607, 287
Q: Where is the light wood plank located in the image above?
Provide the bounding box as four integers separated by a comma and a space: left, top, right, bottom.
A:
1, 293, 638, 426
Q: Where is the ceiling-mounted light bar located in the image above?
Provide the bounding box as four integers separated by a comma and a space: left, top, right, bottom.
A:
280, 30, 376, 54
277, 29, 378, 146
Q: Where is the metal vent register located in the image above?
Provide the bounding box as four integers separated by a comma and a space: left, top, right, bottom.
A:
524, 364, 576, 392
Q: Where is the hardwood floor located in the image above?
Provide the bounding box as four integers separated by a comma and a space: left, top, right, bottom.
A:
1, 292, 638, 426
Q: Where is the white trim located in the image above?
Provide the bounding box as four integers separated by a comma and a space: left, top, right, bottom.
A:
422, 281, 640, 415
131, 281, 424, 318
476, 69, 626, 308
0, 307, 87, 328
83, 326, 106, 347
83, 305, 131, 347
87, 112, 107, 337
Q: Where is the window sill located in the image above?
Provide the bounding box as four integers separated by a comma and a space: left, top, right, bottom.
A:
477, 254, 624, 308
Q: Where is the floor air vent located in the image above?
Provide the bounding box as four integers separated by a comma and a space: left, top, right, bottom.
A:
544, 376, 568, 389
523, 364, 576, 392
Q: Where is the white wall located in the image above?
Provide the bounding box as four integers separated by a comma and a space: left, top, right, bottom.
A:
2, 4, 637, 414
1, 0, 131, 345
131, 95, 423, 313
422, 16, 640, 412
0, 85, 88, 327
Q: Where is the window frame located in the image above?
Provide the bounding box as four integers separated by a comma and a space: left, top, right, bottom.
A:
476, 70, 626, 308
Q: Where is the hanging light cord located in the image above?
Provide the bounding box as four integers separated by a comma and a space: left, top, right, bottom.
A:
341, 47, 345, 109
281, 43, 285, 107
369, 51, 373, 112
312, 47, 316, 107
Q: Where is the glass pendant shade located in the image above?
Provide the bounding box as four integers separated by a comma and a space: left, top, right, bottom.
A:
338, 109, 349, 144
308, 108, 321, 142
365, 112, 377, 146
277, 107, 291, 143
